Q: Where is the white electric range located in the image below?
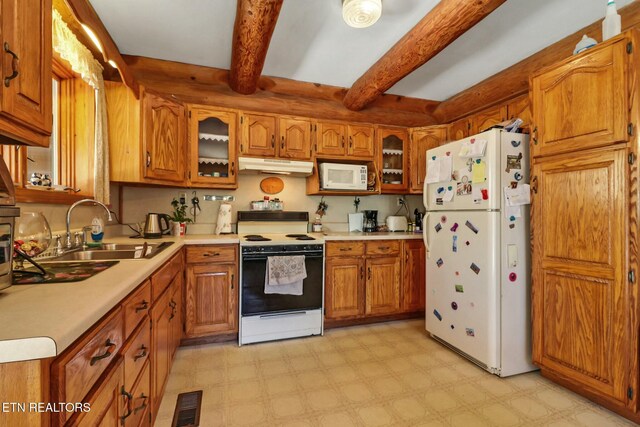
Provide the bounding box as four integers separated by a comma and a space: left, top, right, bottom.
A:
236, 211, 324, 345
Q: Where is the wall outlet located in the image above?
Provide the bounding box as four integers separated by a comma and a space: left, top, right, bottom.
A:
397, 197, 405, 206
179, 192, 187, 205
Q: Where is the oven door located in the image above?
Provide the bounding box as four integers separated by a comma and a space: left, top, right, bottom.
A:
241, 251, 323, 316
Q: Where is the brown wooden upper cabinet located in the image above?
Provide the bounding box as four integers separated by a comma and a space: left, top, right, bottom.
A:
315, 121, 375, 159
530, 36, 629, 158
142, 91, 186, 182
409, 125, 448, 193
448, 117, 470, 141
187, 106, 237, 188
507, 94, 531, 133
240, 113, 312, 160
279, 117, 312, 160
469, 104, 507, 135
378, 126, 409, 193
106, 83, 187, 186
0, 0, 52, 146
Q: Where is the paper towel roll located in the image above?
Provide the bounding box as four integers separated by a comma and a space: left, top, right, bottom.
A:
215, 202, 232, 235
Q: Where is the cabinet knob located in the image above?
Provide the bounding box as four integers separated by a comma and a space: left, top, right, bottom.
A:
3, 42, 19, 87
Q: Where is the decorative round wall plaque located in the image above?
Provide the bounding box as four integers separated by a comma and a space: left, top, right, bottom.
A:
260, 177, 284, 194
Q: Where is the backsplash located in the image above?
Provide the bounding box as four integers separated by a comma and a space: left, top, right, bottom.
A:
120, 175, 424, 234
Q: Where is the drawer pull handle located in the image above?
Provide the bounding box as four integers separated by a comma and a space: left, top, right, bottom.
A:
120, 386, 133, 421
378, 246, 390, 250
133, 394, 148, 414
133, 345, 148, 361
169, 300, 176, 309
90, 339, 116, 366
339, 248, 350, 252
134, 300, 149, 312
3, 42, 19, 87
203, 252, 220, 257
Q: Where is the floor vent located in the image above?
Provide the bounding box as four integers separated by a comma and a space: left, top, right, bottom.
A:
171, 390, 203, 427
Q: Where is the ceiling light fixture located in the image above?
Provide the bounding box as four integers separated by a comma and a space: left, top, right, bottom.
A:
342, 0, 382, 28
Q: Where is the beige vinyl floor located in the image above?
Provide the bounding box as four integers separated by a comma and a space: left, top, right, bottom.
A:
155, 320, 636, 427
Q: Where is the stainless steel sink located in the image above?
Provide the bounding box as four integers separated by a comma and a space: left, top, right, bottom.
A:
54, 241, 174, 261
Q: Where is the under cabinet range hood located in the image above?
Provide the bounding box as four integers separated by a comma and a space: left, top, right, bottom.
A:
238, 157, 314, 176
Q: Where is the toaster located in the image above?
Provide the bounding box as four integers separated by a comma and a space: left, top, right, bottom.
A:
386, 216, 408, 232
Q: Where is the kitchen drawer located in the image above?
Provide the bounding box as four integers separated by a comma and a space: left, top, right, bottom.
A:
125, 360, 151, 427
123, 320, 150, 393
51, 307, 124, 422
186, 245, 237, 264
123, 280, 151, 338
326, 241, 365, 257
366, 240, 400, 256
151, 252, 183, 302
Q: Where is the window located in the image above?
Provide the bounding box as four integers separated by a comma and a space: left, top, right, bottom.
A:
1, 57, 96, 204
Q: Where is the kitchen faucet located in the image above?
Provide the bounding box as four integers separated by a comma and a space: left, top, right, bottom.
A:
65, 199, 113, 249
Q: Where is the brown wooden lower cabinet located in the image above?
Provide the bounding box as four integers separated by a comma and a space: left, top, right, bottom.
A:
325, 256, 365, 319
532, 147, 630, 406
150, 284, 174, 419
71, 360, 125, 427
402, 239, 426, 312
325, 239, 424, 326
184, 245, 239, 338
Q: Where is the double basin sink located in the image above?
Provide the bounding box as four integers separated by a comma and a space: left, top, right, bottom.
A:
54, 241, 174, 261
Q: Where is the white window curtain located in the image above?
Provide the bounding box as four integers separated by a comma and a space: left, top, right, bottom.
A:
51, 9, 110, 205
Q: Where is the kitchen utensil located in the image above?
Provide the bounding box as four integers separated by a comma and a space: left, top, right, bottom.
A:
260, 177, 284, 194
363, 210, 378, 232
143, 213, 171, 238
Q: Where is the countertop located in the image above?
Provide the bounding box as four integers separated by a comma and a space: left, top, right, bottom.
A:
0, 231, 422, 364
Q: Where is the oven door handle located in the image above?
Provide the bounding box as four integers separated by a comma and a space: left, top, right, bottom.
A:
259, 311, 308, 319
242, 254, 324, 260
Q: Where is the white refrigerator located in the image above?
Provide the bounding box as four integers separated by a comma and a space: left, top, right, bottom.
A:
422, 129, 537, 377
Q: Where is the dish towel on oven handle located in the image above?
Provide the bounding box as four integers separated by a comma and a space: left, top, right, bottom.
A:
265, 255, 307, 295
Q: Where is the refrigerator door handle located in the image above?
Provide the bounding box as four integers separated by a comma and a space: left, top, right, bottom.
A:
423, 212, 430, 258
423, 175, 429, 210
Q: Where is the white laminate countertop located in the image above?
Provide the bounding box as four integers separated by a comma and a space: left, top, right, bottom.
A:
0, 231, 421, 364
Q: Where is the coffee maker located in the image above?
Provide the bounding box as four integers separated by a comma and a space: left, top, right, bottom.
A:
363, 210, 378, 232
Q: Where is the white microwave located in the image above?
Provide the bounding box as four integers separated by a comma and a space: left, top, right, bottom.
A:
320, 163, 368, 191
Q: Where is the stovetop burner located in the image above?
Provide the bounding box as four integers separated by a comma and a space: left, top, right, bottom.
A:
244, 235, 272, 242
285, 234, 316, 241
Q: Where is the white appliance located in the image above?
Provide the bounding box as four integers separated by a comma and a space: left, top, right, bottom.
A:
386, 215, 408, 232
422, 129, 536, 377
320, 163, 367, 190
237, 211, 324, 346
238, 157, 314, 176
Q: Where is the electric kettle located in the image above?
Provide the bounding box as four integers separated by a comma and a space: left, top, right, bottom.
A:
143, 213, 171, 238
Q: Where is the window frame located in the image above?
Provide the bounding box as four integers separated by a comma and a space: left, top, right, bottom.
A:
5, 55, 95, 204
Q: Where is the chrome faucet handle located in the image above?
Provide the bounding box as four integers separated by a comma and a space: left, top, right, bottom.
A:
52, 234, 62, 255
73, 231, 82, 248
82, 226, 93, 249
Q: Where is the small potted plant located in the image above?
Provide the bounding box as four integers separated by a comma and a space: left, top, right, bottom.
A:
169, 198, 192, 236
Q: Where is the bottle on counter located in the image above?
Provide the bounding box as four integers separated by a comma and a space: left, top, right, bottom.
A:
602, 0, 621, 41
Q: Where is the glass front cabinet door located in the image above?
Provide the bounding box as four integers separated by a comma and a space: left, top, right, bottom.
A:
188, 107, 237, 187
378, 127, 409, 193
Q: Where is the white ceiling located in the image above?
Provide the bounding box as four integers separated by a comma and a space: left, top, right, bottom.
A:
88, 0, 634, 102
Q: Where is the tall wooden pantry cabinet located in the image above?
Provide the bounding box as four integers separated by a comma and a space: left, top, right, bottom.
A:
529, 30, 639, 422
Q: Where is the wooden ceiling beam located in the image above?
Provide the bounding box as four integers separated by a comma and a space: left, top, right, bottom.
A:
63, 0, 139, 97
229, 0, 284, 95
434, 0, 640, 122
124, 55, 440, 127
343, 0, 506, 111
